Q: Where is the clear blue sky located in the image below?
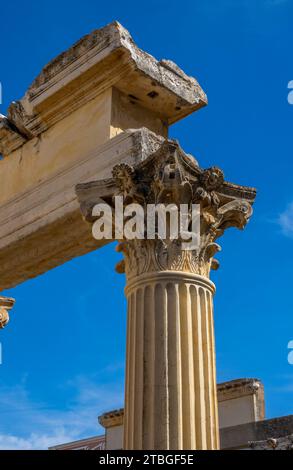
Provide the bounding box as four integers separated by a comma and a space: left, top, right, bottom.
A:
0, 0, 293, 449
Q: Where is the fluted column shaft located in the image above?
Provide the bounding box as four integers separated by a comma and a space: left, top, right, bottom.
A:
75, 139, 255, 450
123, 271, 219, 450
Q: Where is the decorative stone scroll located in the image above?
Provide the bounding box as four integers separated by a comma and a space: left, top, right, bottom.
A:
0, 296, 15, 329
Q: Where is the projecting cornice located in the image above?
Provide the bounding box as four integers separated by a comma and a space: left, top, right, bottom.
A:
0, 21, 207, 156
98, 408, 124, 429
217, 378, 263, 402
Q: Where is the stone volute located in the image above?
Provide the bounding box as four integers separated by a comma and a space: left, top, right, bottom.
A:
0, 296, 15, 329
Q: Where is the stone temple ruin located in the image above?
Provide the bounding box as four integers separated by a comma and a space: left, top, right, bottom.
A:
0, 22, 292, 450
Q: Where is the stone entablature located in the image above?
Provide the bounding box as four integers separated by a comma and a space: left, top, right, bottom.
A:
98, 408, 124, 429
218, 378, 264, 402
0, 22, 206, 157
0, 20, 207, 292
0, 129, 164, 290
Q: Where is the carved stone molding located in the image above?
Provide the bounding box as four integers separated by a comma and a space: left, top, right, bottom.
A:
0, 114, 27, 156
0, 296, 15, 329
0, 22, 207, 157
98, 408, 124, 429
116, 239, 221, 280
217, 378, 263, 401
76, 139, 256, 280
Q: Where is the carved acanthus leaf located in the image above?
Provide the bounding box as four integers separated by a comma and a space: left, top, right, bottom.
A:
76, 139, 256, 279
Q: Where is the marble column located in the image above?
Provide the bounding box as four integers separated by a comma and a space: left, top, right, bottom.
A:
76, 139, 256, 450
123, 269, 219, 449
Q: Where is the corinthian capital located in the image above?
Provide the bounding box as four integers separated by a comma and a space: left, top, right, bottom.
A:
76, 138, 256, 279
0, 296, 15, 329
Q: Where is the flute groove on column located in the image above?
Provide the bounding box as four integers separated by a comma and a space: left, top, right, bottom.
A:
124, 272, 219, 450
